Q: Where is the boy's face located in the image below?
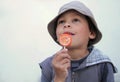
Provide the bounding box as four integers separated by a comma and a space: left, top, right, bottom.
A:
56, 10, 95, 49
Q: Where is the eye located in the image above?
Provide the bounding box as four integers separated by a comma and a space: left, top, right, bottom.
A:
72, 18, 80, 23
57, 20, 65, 25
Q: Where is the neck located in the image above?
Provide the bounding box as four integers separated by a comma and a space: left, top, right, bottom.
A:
68, 47, 89, 60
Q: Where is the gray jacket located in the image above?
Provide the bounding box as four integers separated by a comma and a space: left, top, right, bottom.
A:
40, 47, 117, 82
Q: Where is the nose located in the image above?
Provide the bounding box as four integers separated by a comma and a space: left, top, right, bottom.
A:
64, 22, 71, 28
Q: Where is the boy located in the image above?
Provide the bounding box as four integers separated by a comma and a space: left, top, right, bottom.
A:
40, 1, 117, 82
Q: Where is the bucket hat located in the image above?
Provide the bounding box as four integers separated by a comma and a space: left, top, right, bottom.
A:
47, 1, 102, 46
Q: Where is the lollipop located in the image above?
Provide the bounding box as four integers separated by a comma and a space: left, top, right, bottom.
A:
59, 33, 72, 48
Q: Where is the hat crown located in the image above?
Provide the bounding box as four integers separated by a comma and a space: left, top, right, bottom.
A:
58, 1, 94, 18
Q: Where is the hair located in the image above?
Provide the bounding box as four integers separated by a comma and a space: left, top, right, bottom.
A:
85, 16, 97, 47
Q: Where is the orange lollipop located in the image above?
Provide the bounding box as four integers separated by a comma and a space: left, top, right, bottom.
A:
59, 33, 72, 48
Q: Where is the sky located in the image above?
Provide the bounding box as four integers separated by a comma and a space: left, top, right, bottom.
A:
0, 0, 120, 82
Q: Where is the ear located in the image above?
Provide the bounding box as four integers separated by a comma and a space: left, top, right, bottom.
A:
89, 32, 96, 39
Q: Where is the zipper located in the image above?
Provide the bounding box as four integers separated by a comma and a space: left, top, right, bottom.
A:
72, 72, 75, 82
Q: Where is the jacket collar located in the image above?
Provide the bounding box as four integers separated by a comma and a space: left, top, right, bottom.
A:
74, 47, 117, 73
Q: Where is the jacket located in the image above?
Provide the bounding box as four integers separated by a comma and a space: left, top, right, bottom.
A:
40, 47, 117, 82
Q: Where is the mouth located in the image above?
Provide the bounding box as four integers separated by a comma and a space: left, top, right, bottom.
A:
63, 32, 75, 35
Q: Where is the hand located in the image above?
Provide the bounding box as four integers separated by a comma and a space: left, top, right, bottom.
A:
52, 48, 71, 82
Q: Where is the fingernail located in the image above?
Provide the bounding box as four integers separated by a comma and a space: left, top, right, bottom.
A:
64, 48, 68, 51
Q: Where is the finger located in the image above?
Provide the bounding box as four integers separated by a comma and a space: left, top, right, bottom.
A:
54, 50, 71, 60
60, 58, 71, 64
62, 62, 71, 70
55, 48, 68, 57
61, 48, 68, 53
56, 54, 71, 63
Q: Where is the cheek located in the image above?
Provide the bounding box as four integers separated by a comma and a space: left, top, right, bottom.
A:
56, 27, 61, 39
76, 27, 91, 39
55, 29, 59, 39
